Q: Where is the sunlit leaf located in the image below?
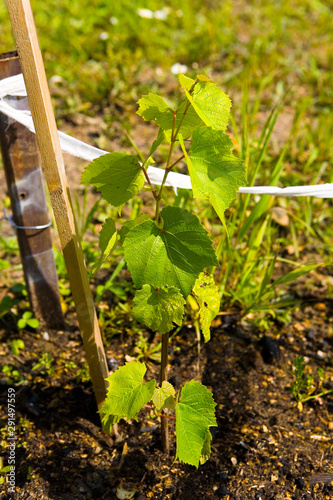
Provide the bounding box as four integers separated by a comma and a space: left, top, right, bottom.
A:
175, 380, 217, 468
199, 429, 213, 465
178, 74, 195, 91
179, 78, 231, 131
123, 207, 218, 297
81, 153, 144, 208
152, 381, 176, 411
180, 128, 246, 221
137, 92, 204, 141
91, 218, 118, 275
118, 214, 150, 244
137, 93, 171, 122
100, 362, 156, 423
192, 273, 220, 342
133, 285, 185, 334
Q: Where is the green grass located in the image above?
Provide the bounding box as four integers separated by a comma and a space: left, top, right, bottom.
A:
1, 1, 332, 116
0, 0, 333, 328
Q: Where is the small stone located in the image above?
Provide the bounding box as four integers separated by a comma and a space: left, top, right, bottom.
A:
296, 477, 306, 489
216, 471, 228, 482
107, 357, 119, 372
259, 336, 280, 364
306, 328, 316, 340
314, 302, 326, 312
42, 331, 50, 341
217, 486, 231, 496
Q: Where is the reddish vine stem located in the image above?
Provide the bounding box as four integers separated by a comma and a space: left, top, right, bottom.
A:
167, 154, 185, 172
139, 164, 159, 200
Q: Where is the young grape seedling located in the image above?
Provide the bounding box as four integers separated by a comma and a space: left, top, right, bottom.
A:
82, 74, 246, 467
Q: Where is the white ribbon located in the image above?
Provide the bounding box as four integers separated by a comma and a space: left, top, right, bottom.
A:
1, 74, 333, 197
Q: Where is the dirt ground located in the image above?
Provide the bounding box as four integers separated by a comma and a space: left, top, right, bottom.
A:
1, 116, 333, 500
0, 294, 333, 499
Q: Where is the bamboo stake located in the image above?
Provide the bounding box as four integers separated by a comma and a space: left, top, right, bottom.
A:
5, 0, 109, 409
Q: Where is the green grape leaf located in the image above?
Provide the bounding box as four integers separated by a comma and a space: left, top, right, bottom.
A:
175, 100, 205, 140
81, 152, 144, 208
118, 214, 150, 244
137, 93, 204, 142
175, 380, 217, 468
148, 128, 165, 158
100, 412, 119, 433
100, 362, 156, 423
137, 93, 172, 122
123, 207, 218, 297
199, 429, 213, 465
192, 273, 220, 342
180, 128, 246, 221
137, 93, 174, 141
178, 74, 195, 91
196, 74, 213, 82
133, 285, 185, 334
180, 78, 231, 131
91, 218, 118, 275
152, 381, 176, 411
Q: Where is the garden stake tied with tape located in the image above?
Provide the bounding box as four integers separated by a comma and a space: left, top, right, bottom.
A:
0, 50, 63, 330
5, 0, 109, 410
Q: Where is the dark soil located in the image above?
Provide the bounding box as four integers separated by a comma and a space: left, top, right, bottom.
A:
1, 291, 333, 499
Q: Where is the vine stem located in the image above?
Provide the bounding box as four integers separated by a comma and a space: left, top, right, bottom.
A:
144, 405, 176, 419
154, 97, 191, 222
160, 331, 170, 454
173, 99, 191, 139
139, 163, 159, 200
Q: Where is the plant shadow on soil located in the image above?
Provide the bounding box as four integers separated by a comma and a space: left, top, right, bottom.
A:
1, 298, 333, 499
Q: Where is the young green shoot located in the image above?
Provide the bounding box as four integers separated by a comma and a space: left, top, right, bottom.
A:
82, 74, 246, 466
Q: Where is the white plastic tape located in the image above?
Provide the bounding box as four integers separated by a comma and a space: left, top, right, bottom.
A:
1, 74, 333, 197
0, 74, 27, 98
238, 184, 333, 198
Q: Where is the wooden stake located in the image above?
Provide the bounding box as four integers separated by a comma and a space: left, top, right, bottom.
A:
160, 332, 170, 455
5, 0, 109, 408
0, 50, 64, 329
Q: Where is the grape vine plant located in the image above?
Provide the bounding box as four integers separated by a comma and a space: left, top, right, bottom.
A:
82, 74, 247, 467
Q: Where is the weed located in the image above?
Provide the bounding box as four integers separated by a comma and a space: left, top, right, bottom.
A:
9, 339, 25, 356
76, 362, 91, 383
26, 466, 35, 481
1, 364, 25, 385
133, 332, 161, 364
31, 352, 54, 376
17, 311, 39, 331
0, 457, 11, 485
291, 356, 333, 411
0, 296, 16, 320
